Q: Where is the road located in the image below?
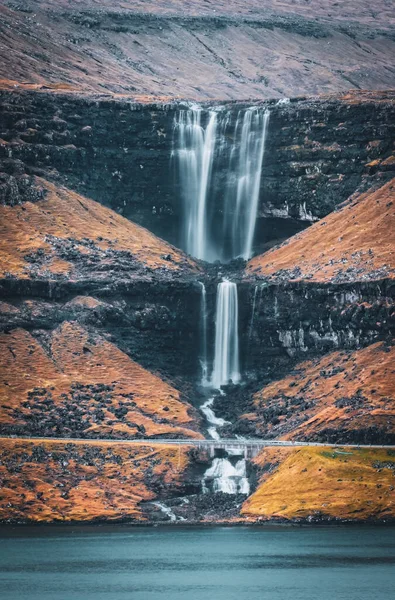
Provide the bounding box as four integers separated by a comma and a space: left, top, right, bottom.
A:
0, 435, 394, 449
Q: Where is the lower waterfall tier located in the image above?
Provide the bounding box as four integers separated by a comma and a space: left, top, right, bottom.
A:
203, 456, 250, 495
211, 280, 241, 389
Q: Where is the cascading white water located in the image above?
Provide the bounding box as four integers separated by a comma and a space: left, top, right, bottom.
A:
174, 108, 263, 498
211, 280, 240, 389
173, 107, 217, 260
200, 396, 229, 440
152, 501, 177, 522
202, 455, 250, 495
198, 282, 209, 386
225, 109, 270, 260
199, 282, 248, 493
174, 106, 269, 262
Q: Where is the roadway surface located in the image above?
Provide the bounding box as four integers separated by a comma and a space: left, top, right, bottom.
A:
0, 436, 394, 449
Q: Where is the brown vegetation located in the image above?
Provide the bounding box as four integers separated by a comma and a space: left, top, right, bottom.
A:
1, 2, 394, 100
0, 437, 191, 522
0, 323, 202, 439
242, 342, 395, 443
242, 446, 395, 521
0, 178, 196, 279
247, 179, 395, 283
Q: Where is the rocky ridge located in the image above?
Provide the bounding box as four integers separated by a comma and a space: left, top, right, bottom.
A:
1, 1, 395, 99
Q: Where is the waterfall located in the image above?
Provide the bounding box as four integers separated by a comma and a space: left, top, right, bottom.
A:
202, 455, 250, 495
173, 106, 269, 262
211, 280, 240, 389
152, 501, 177, 522
198, 282, 209, 386
200, 396, 229, 440
173, 107, 217, 260
200, 281, 248, 494
152, 501, 185, 522
224, 108, 270, 260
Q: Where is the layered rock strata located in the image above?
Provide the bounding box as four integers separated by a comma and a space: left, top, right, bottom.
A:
1, 86, 394, 249
0, 83, 394, 524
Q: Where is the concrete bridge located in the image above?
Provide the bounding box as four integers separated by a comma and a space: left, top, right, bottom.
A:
156, 438, 395, 459
186, 438, 291, 458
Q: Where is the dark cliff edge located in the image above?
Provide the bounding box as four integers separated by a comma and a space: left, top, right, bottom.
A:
1, 87, 394, 251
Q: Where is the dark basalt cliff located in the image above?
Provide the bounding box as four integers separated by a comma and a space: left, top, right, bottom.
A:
240, 278, 395, 377
1, 88, 394, 251
0, 282, 204, 381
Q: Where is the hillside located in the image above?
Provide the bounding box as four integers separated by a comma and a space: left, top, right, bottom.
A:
247, 179, 395, 283
1, 1, 395, 99
242, 446, 395, 521
0, 177, 197, 281
0, 323, 202, 439
240, 342, 395, 444
0, 438, 193, 522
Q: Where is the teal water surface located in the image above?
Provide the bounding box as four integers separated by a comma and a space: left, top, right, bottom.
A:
0, 525, 394, 600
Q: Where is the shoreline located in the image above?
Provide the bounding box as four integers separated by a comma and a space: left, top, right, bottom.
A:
1, 518, 395, 531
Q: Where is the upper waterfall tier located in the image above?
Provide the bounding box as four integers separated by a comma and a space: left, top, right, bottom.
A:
173, 106, 269, 263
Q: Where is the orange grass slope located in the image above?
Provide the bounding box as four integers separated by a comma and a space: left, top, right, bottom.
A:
0, 438, 192, 522
0, 323, 202, 439
247, 179, 395, 283
242, 446, 395, 521
242, 342, 395, 442
0, 177, 197, 280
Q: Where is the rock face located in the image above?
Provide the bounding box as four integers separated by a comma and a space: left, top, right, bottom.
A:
1, 87, 394, 250
239, 180, 395, 385
1, 102, 394, 441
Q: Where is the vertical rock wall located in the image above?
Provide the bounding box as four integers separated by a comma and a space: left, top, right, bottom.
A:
1, 90, 394, 249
